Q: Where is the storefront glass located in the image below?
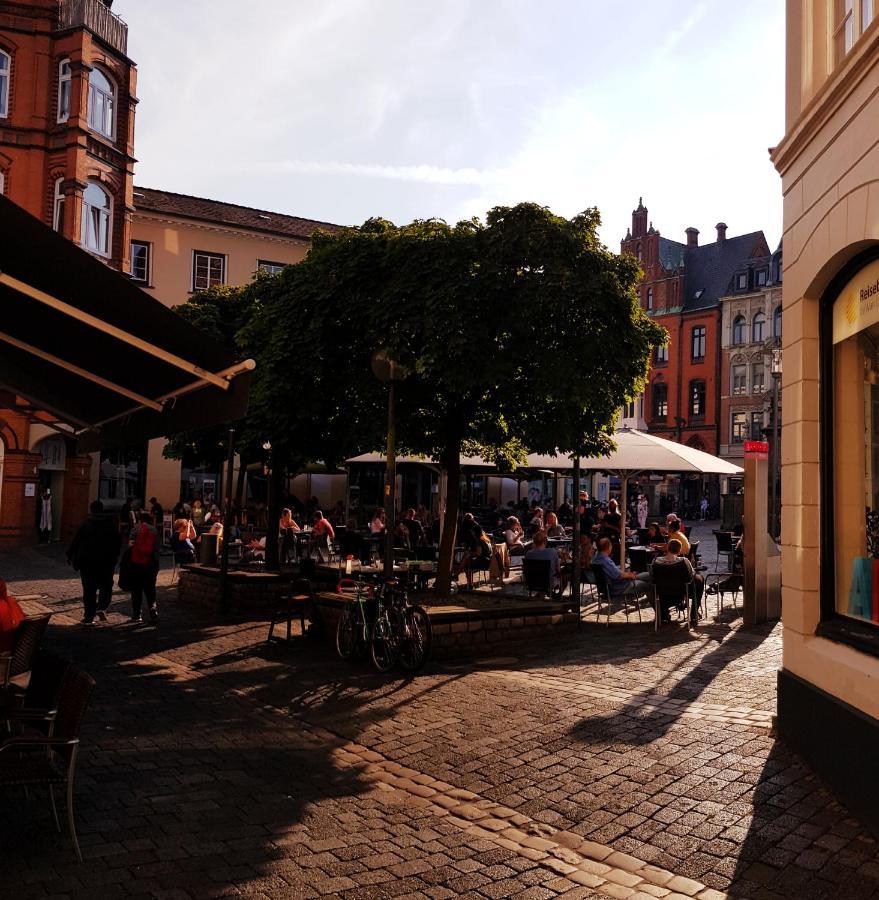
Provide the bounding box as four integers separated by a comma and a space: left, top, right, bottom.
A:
833, 257, 879, 624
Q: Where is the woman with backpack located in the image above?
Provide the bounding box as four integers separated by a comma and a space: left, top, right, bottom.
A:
122, 511, 161, 623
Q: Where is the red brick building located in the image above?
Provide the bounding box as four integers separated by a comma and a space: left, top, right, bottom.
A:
621, 199, 769, 510
0, 0, 135, 543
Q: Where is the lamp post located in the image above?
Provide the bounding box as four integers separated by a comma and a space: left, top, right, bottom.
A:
769, 347, 782, 541
372, 351, 409, 578
262, 440, 278, 569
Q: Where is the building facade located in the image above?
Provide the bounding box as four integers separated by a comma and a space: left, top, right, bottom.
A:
772, 0, 879, 833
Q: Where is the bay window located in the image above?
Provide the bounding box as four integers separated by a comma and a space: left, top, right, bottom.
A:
81, 181, 112, 256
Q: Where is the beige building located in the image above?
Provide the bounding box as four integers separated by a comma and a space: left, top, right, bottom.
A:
772, 0, 879, 831
126, 188, 340, 510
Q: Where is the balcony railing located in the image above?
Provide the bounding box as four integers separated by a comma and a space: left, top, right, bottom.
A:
57, 0, 128, 55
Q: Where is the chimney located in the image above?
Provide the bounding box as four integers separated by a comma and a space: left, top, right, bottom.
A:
716, 222, 727, 243
685, 227, 699, 248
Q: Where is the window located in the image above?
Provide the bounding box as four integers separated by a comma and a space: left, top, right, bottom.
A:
731, 412, 749, 444
130, 241, 150, 283
0, 49, 9, 119
0, 170, 4, 195
192, 251, 225, 291
52, 178, 65, 232
732, 315, 746, 344
257, 260, 286, 276
87, 67, 115, 138
651, 383, 668, 420
58, 59, 71, 122
646, 287, 653, 311
689, 380, 706, 418
80, 181, 111, 256
756, 269, 768, 287
636, 243, 642, 261
752, 312, 765, 343
773, 306, 782, 338
750, 412, 764, 440
732, 364, 747, 395
835, 0, 856, 60
736, 272, 748, 291
691, 325, 706, 360
653, 344, 668, 364
752, 362, 765, 394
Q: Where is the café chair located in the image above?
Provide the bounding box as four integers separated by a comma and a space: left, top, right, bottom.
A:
713, 531, 736, 572
0, 613, 52, 696
651, 560, 694, 632
523, 558, 554, 600
267, 578, 313, 643
590, 564, 645, 626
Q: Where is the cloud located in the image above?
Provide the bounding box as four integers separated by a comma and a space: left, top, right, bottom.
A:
221, 160, 502, 186
655, 2, 709, 57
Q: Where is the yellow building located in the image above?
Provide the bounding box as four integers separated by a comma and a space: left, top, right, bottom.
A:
126, 187, 340, 510
772, 1, 879, 831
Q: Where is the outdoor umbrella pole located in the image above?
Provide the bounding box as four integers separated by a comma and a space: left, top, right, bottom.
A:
619, 470, 628, 570
219, 425, 236, 613
572, 455, 581, 624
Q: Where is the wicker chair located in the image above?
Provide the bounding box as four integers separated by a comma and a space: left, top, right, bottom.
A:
0, 613, 51, 693
0, 665, 96, 861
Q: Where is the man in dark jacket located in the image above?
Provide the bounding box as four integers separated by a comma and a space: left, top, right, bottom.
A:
67, 500, 121, 625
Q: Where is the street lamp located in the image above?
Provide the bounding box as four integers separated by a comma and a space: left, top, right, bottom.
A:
371, 351, 409, 577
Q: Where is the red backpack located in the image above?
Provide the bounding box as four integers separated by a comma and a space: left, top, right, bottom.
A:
130, 525, 157, 566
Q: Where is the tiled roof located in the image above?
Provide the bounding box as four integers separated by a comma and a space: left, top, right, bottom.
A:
132, 187, 343, 241
658, 236, 686, 271
683, 231, 769, 311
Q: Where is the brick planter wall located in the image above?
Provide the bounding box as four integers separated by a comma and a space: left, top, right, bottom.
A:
178, 566, 294, 614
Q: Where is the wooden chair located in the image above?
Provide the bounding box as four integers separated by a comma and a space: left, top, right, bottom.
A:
267, 579, 313, 643
0, 665, 96, 861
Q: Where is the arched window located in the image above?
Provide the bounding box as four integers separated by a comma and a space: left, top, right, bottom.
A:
81, 181, 112, 256
646, 287, 653, 311
752, 311, 765, 342
58, 59, 71, 122
773, 305, 782, 338
636, 243, 642, 261
732, 315, 745, 344
87, 67, 115, 138
0, 49, 10, 119
53, 178, 65, 232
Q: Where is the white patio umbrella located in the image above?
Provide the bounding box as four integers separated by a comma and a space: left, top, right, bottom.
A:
526, 428, 744, 567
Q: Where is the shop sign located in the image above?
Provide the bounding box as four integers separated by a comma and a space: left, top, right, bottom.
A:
744, 440, 769, 459
833, 257, 879, 344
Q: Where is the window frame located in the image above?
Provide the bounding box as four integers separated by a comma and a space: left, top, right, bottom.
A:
756, 268, 768, 287
751, 361, 766, 394
52, 177, 65, 232
87, 65, 116, 140
752, 311, 766, 343
689, 379, 706, 418
80, 180, 112, 258
57, 58, 71, 123
732, 315, 746, 345
653, 344, 668, 365
773, 305, 782, 339
192, 250, 226, 292
646, 286, 654, 312
691, 325, 706, 361
130, 240, 151, 284
735, 272, 748, 291
732, 363, 748, 396
651, 383, 668, 421
0, 48, 10, 120
730, 412, 749, 444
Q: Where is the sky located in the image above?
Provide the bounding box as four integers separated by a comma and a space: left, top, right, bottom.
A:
118, 0, 785, 250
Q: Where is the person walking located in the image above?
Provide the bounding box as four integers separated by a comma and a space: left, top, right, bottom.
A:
699, 495, 709, 521
637, 494, 648, 530
67, 500, 121, 626
124, 512, 161, 624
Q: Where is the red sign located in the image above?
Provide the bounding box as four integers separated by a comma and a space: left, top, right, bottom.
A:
744, 440, 769, 460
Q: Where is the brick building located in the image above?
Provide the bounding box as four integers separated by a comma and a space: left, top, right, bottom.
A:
620, 199, 770, 512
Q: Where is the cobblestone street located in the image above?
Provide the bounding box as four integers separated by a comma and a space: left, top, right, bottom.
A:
2, 534, 878, 900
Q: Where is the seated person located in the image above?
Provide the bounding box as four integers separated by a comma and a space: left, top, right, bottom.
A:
524, 530, 562, 595
667, 518, 690, 556
592, 537, 652, 600
0, 578, 25, 653
453, 513, 493, 591
652, 538, 704, 623
401, 508, 427, 547
170, 518, 197, 563
369, 508, 386, 535
243, 535, 267, 563
279, 507, 301, 564
557, 498, 574, 526
393, 520, 411, 551
646, 522, 666, 550
545, 512, 567, 539
529, 508, 545, 532
504, 516, 529, 555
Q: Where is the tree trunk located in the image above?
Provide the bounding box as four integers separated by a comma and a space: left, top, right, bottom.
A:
434, 447, 461, 595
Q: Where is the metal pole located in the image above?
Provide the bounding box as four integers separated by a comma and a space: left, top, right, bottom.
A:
770, 372, 780, 540
384, 377, 397, 577
572, 456, 581, 624
219, 425, 235, 613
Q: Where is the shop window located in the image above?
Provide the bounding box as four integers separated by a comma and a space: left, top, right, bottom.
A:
689, 380, 706, 418
732, 315, 746, 344
691, 325, 706, 360
0, 49, 9, 119
58, 59, 71, 122
830, 255, 879, 627
651, 383, 668, 420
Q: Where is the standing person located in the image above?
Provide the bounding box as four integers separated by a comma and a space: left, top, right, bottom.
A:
699, 495, 709, 522
38, 489, 53, 543
310, 510, 336, 562
124, 512, 161, 624
401, 508, 427, 547
67, 500, 121, 626
637, 495, 649, 530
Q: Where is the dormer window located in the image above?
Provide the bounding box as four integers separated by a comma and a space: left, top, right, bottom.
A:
87, 67, 115, 139
756, 268, 768, 287
735, 272, 748, 291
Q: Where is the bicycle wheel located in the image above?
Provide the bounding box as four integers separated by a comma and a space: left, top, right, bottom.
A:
399, 605, 433, 673
370, 609, 401, 673
336, 605, 357, 660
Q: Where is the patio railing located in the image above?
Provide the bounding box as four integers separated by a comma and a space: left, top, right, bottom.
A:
57, 0, 128, 55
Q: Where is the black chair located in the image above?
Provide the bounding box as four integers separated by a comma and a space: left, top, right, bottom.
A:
713, 531, 735, 572
627, 547, 652, 574
0, 665, 96, 861
523, 558, 553, 599
590, 564, 644, 625
1, 613, 51, 693
637, 528, 651, 546
268, 578, 313, 643
338, 530, 368, 564
651, 559, 694, 631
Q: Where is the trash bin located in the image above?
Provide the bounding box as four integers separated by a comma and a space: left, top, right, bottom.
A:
199, 533, 219, 565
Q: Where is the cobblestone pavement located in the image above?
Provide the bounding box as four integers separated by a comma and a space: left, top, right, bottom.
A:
1, 530, 877, 900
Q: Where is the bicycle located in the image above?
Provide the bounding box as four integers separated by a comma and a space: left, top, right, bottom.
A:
379, 578, 433, 673
335, 575, 402, 672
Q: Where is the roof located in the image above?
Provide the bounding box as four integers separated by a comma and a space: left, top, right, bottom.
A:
132, 187, 344, 241
683, 231, 769, 311
0, 194, 253, 452
658, 236, 686, 271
